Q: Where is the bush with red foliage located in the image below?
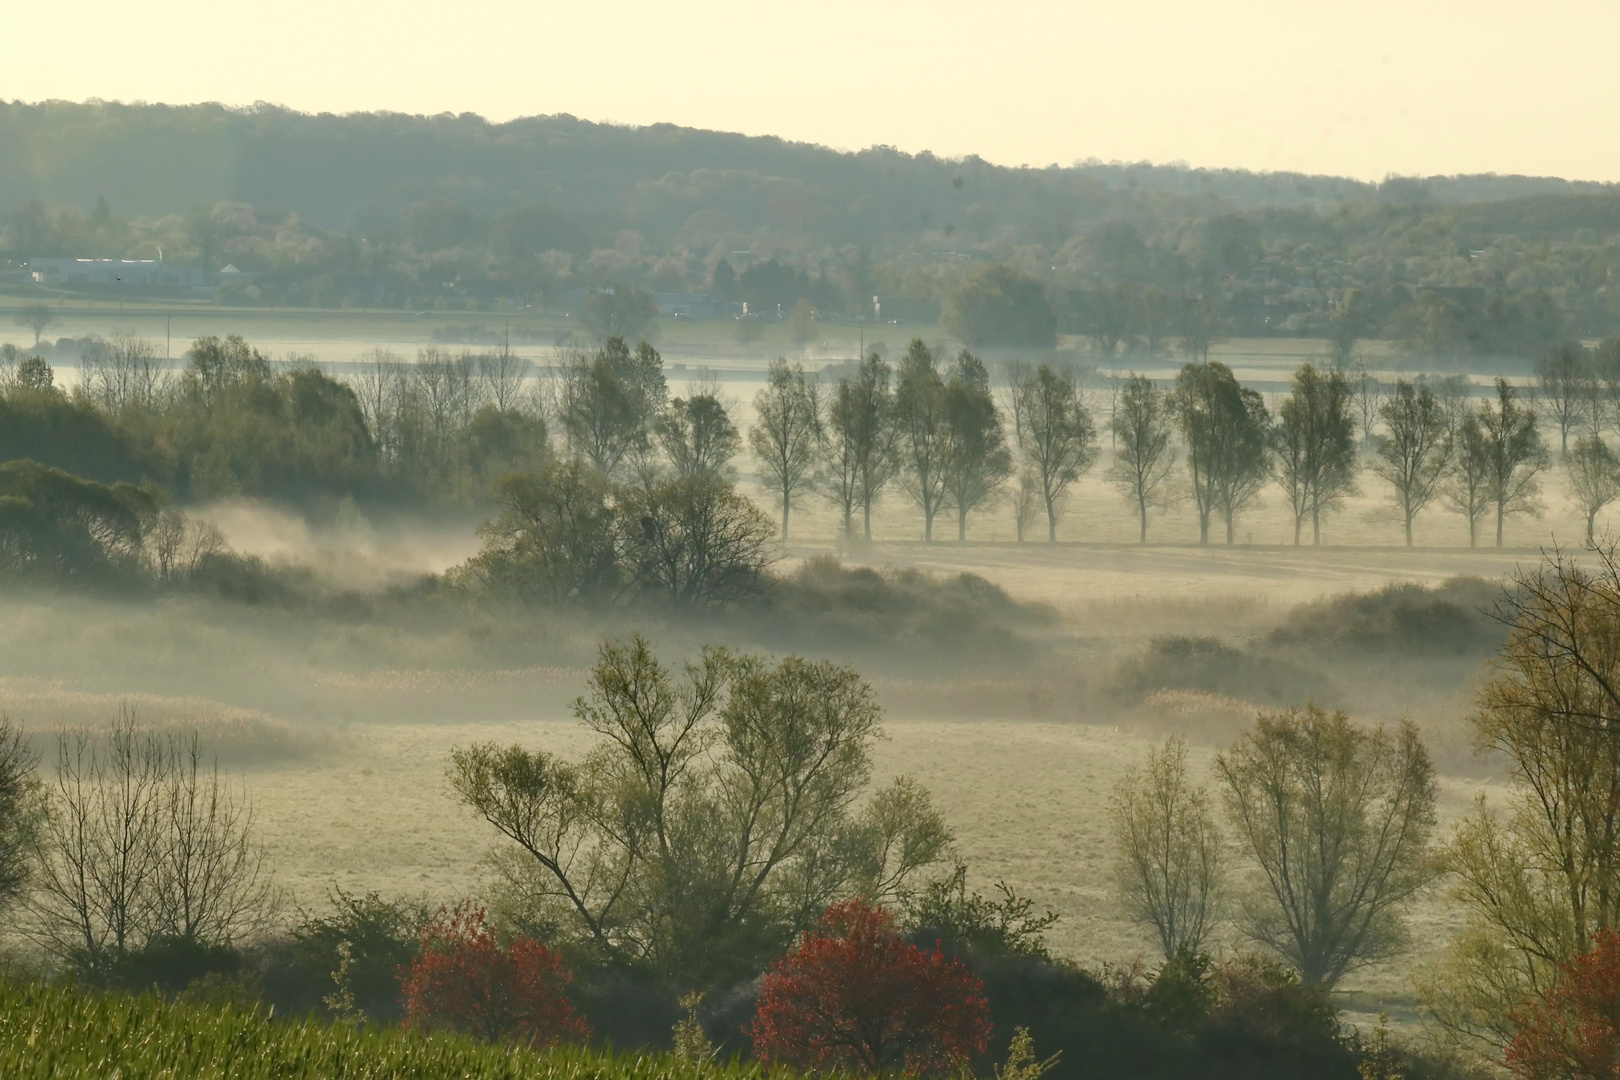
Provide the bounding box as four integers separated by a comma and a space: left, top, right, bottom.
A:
1508, 928, 1620, 1080
750, 899, 991, 1077
398, 902, 589, 1047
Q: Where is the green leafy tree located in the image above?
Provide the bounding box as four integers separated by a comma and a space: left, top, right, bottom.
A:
894, 341, 951, 541
465, 461, 623, 604
622, 474, 776, 608
1108, 374, 1178, 543
940, 350, 1012, 541
840, 353, 897, 540
579, 286, 658, 342
1477, 377, 1548, 547
1009, 364, 1096, 541
1111, 738, 1222, 960
450, 637, 950, 987
1173, 361, 1270, 545
1445, 412, 1494, 547
1373, 380, 1451, 546
1218, 705, 1437, 987
1272, 363, 1358, 546
1566, 434, 1620, 546
559, 337, 666, 481
943, 264, 1055, 349
657, 393, 740, 480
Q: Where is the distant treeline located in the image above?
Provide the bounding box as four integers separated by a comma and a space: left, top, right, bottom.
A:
6, 102, 1620, 347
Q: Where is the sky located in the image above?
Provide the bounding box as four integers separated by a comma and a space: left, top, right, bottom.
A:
8, 0, 1620, 182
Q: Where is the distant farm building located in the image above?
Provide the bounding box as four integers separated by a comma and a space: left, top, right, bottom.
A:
27, 259, 251, 296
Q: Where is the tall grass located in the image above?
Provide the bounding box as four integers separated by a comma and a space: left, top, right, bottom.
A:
0, 979, 769, 1080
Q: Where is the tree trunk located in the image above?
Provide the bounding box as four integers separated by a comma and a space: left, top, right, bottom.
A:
863, 497, 872, 540
1293, 516, 1302, 546
781, 490, 790, 541
1198, 512, 1210, 545
958, 506, 967, 542
1047, 494, 1058, 542
924, 505, 933, 542
1225, 511, 1236, 544
1496, 504, 1505, 547
1588, 510, 1598, 548
1312, 502, 1321, 546
1404, 510, 1413, 548
1138, 491, 1148, 543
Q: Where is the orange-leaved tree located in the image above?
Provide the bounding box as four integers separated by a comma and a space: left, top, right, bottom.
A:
398, 901, 589, 1047
750, 899, 991, 1077
1508, 928, 1620, 1080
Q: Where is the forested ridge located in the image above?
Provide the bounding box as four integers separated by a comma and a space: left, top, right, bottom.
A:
8, 101, 1620, 345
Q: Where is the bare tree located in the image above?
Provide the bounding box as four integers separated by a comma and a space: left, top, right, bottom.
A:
79, 333, 170, 412
1566, 434, 1620, 546
1011, 471, 1043, 542
1347, 357, 1385, 451
15, 302, 55, 347
1217, 705, 1437, 987
148, 510, 226, 584
1374, 380, 1451, 546
478, 339, 534, 414
348, 347, 404, 454
749, 360, 821, 540
846, 353, 897, 540
28, 709, 276, 969
148, 733, 276, 945
1111, 737, 1222, 960
1107, 374, 1178, 543
1535, 342, 1591, 454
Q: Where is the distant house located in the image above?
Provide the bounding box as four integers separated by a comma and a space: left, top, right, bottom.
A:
26, 258, 251, 296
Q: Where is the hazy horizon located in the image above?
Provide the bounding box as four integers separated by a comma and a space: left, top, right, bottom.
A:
10, 0, 1620, 183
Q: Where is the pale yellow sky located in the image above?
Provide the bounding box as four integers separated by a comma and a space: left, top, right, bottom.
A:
8, 0, 1619, 181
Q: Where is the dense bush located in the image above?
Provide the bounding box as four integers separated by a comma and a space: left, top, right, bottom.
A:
1268, 577, 1507, 656
1113, 635, 1335, 706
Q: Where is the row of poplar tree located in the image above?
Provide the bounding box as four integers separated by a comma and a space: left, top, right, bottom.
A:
746, 343, 1598, 549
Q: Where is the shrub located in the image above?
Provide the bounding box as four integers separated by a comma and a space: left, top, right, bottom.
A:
750, 899, 991, 1077
1113, 635, 1334, 706
399, 902, 589, 1048
1507, 928, 1620, 1080
1268, 577, 1506, 656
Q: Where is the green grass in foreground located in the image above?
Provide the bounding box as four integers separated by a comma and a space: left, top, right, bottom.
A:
0, 979, 765, 1080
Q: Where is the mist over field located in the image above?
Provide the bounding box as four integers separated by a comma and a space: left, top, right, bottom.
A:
9, 99, 1620, 1080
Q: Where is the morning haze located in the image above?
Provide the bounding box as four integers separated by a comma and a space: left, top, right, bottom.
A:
1, 9, 1619, 1077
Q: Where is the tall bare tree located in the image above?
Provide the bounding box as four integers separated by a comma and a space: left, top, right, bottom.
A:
78, 333, 171, 412
14, 302, 55, 347
1374, 380, 1451, 546
749, 360, 821, 540
820, 377, 864, 542
1111, 737, 1222, 960
1107, 374, 1177, 543
1535, 342, 1591, 454
1011, 363, 1097, 541
1218, 705, 1437, 987
478, 338, 534, 414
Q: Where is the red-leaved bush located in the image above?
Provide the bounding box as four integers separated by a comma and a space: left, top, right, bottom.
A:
750, 899, 991, 1077
1507, 928, 1620, 1080
398, 901, 589, 1047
